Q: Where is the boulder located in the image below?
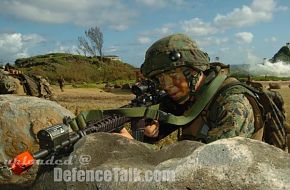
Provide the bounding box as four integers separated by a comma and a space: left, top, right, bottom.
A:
0, 95, 74, 189
268, 83, 281, 89
32, 134, 290, 190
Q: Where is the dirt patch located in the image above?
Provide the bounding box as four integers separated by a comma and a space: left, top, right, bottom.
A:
53, 86, 134, 114
256, 81, 290, 88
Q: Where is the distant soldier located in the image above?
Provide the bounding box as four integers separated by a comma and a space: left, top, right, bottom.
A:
0, 64, 56, 99
57, 76, 65, 92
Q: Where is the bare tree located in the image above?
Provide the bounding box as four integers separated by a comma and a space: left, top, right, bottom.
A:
78, 36, 90, 56
86, 26, 103, 57
77, 26, 103, 58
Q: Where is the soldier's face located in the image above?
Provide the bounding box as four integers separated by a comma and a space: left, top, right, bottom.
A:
156, 67, 192, 102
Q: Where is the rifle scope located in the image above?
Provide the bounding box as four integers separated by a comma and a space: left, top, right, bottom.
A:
131, 80, 156, 96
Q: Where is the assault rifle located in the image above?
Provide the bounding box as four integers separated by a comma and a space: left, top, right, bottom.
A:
9, 80, 165, 175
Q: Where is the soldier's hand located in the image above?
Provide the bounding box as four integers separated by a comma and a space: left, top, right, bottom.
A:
144, 120, 159, 137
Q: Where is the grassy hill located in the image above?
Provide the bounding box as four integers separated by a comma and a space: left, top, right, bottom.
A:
14, 53, 137, 84
13, 42, 290, 85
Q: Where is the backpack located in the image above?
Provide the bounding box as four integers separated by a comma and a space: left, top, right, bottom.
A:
17, 74, 40, 96
216, 79, 287, 151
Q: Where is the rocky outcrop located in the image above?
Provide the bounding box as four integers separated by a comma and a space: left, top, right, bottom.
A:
271, 43, 290, 63
0, 95, 74, 189
33, 133, 290, 190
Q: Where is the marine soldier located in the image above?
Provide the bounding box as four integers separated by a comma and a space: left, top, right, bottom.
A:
120, 33, 261, 143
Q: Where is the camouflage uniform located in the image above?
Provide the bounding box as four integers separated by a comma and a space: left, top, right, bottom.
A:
153, 79, 256, 143
141, 34, 256, 143
207, 88, 255, 142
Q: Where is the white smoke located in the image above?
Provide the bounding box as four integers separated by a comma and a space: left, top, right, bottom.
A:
249, 59, 290, 77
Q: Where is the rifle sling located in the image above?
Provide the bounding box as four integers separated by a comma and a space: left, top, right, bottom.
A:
70, 74, 227, 129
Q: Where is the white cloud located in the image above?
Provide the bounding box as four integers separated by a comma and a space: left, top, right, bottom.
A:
276, 5, 288, 11
105, 45, 119, 54
0, 33, 28, 62
264, 36, 277, 43
22, 34, 46, 44
137, 37, 151, 44
163, 0, 282, 39
245, 51, 261, 64
213, 0, 276, 29
235, 32, 254, 44
141, 24, 175, 38
0, 32, 47, 62
0, 33, 23, 53
135, 0, 186, 8
249, 60, 290, 77
135, 0, 165, 7
135, 24, 176, 48
196, 37, 229, 47
50, 43, 77, 54
0, 0, 137, 30
181, 18, 218, 36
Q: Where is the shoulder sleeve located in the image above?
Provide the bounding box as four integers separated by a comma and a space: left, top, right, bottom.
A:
207, 92, 255, 142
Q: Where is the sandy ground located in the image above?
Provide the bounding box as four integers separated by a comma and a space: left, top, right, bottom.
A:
257, 80, 290, 88
53, 85, 134, 114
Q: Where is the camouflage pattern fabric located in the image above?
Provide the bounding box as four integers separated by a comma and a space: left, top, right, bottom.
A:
141, 33, 210, 78
206, 90, 255, 142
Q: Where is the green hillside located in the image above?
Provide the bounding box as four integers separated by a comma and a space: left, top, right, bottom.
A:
15, 53, 137, 84
13, 42, 290, 84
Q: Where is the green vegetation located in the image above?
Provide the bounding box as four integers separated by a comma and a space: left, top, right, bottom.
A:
15, 53, 137, 84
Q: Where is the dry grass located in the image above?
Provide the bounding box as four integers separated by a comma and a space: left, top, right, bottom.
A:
53, 85, 134, 115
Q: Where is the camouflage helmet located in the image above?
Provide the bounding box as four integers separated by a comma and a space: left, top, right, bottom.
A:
141, 34, 210, 78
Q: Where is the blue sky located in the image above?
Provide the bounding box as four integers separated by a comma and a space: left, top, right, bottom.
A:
0, 0, 289, 69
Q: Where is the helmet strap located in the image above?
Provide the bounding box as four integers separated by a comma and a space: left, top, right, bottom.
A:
182, 68, 200, 95
171, 68, 200, 104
